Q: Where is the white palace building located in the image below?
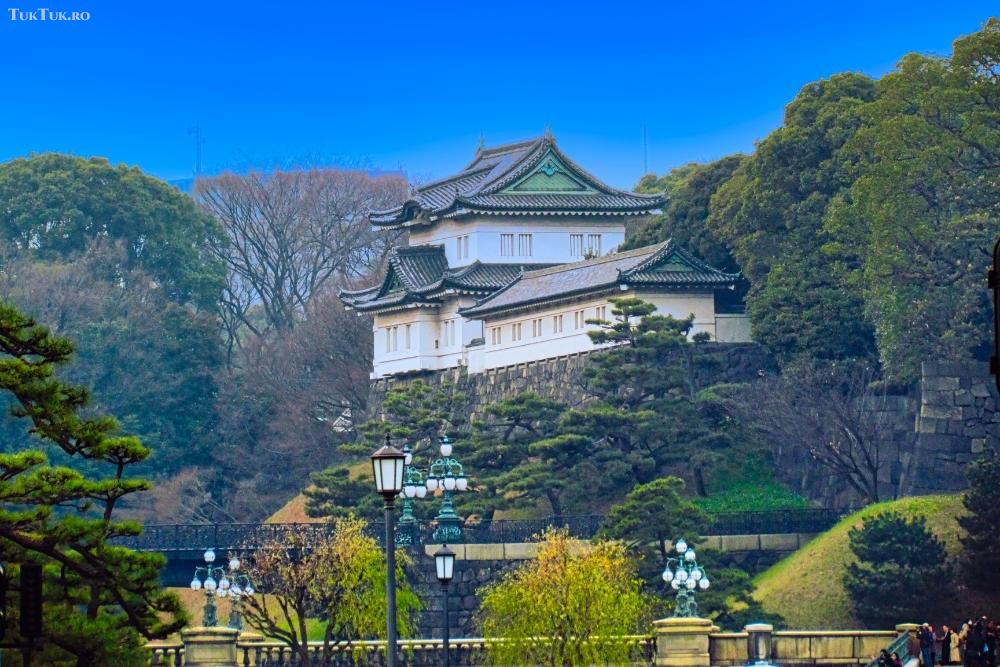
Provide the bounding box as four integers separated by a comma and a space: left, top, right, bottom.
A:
340, 134, 751, 379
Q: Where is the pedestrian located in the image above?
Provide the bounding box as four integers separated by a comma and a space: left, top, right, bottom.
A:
942, 626, 955, 665
922, 624, 937, 667
892, 652, 905, 667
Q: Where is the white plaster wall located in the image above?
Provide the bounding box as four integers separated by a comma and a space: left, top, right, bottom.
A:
371, 296, 481, 378
478, 290, 717, 371
408, 216, 627, 266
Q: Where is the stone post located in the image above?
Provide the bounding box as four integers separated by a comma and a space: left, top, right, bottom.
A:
180, 626, 239, 666
746, 623, 774, 664
654, 617, 719, 667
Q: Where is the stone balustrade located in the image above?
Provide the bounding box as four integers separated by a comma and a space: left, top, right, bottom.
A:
150, 621, 911, 666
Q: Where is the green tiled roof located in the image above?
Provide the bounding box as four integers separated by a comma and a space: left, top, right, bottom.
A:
369, 135, 665, 227
338, 244, 554, 313
458, 241, 740, 318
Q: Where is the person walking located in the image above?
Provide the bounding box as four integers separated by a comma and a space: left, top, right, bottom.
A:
922, 624, 937, 667
942, 626, 955, 665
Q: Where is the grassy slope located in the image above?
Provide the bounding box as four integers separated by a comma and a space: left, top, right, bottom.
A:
752, 494, 999, 628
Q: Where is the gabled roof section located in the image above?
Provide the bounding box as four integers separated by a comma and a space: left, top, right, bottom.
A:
369, 134, 665, 227
459, 241, 740, 318
338, 244, 555, 313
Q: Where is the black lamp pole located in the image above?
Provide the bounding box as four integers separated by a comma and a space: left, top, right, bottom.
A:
372, 434, 405, 667
384, 496, 397, 667
434, 545, 456, 667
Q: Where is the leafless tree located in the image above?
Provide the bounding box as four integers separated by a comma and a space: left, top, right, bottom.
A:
196, 168, 405, 360
212, 289, 374, 520
731, 362, 898, 505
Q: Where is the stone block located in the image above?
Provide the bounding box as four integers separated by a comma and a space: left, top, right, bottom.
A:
923, 404, 962, 420
972, 438, 987, 453
654, 617, 718, 667
924, 376, 960, 391
719, 534, 760, 552
180, 626, 239, 666
464, 543, 504, 560
758, 534, 800, 551
502, 542, 538, 560
709, 633, 748, 665
809, 634, 855, 659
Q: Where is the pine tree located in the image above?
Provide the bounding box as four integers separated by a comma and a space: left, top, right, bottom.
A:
957, 447, 1000, 591
844, 511, 953, 628
0, 301, 186, 666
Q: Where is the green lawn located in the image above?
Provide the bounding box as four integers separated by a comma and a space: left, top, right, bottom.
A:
751, 494, 1000, 628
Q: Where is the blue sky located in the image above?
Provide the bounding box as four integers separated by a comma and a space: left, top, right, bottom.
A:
1, 1, 996, 188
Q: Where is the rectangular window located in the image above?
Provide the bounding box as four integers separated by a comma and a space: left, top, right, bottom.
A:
405, 324, 411, 350
385, 327, 391, 353
587, 234, 602, 256
574, 309, 586, 329
553, 314, 564, 333
443, 320, 457, 347
518, 233, 533, 257
512, 322, 522, 342
392, 326, 398, 352
596, 305, 607, 322
490, 326, 502, 346
500, 233, 515, 257
456, 236, 464, 260
463, 235, 470, 259
570, 233, 584, 257
532, 318, 543, 337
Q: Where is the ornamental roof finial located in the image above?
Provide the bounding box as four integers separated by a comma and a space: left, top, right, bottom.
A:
478, 133, 485, 150
543, 124, 553, 140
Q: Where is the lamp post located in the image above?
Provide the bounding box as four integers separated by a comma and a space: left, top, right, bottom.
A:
221, 556, 254, 631
189, 548, 227, 626
398, 443, 427, 546
371, 433, 406, 667
434, 545, 456, 667
661, 538, 710, 617
424, 436, 469, 543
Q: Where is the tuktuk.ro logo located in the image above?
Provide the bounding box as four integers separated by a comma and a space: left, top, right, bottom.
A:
8, 8, 90, 20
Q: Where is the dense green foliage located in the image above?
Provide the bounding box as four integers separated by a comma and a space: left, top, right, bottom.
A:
0, 156, 225, 487
0, 153, 224, 307
843, 511, 953, 628
0, 301, 185, 666
627, 156, 744, 273
709, 73, 878, 367
957, 447, 1000, 591
479, 530, 652, 666
828, 19, 1000, 382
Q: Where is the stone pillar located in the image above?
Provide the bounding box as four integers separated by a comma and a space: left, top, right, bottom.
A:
746, 623, 774, 664
654, 617, 719, 667
180, 626, 239, 667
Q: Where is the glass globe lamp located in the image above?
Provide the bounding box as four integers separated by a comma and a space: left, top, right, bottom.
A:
204, 548, 216, 564
675, 539, 688, 554
190, 577, 202, 591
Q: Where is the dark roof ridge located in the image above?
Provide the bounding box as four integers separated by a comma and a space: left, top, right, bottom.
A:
466, 138, 541, 166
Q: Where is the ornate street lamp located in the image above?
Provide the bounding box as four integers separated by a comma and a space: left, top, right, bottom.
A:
661, 538, 710, 617
398, 443, 427, 546
425, 436, 469, 543
371, 433, 406, 667
434, 545, 456, 667
220, 556, 254, 631
189, 548, 227, 626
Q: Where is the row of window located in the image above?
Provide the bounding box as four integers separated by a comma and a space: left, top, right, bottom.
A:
454, 233, 604, 259
385, 324, 412, 353
489, 305, 608, 346
570, 234, 602, 257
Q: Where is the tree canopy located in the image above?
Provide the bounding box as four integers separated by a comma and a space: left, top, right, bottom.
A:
0, 300, 185, 666
0, 153, 225, 308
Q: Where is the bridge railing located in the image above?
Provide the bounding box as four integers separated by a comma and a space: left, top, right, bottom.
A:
118, 508, 848, 553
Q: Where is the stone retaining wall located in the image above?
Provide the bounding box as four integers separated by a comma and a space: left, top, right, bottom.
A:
901, 360, 1000, 496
